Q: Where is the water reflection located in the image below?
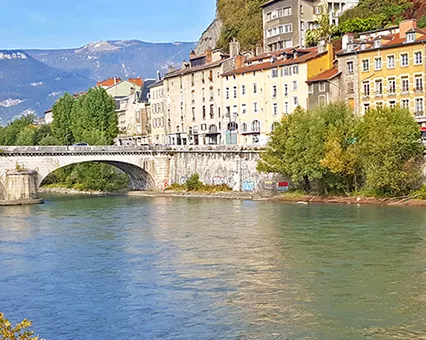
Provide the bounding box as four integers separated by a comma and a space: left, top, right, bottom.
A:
1, 196, 426, 339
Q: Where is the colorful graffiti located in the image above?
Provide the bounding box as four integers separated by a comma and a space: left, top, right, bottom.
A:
242, 180, 256, 192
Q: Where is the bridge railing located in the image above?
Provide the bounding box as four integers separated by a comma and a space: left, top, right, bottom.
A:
0, 145, 265, 154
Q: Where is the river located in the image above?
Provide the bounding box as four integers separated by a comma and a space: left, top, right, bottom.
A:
1, 195, 426, 339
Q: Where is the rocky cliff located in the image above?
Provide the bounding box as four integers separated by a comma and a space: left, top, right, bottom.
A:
194, 13, 223, 55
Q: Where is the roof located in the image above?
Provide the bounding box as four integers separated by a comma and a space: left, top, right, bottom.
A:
148, 79, 163, 88
260, 0, 282, 8
97, 78, 122, 87
246, 47, 317, 63
128, 78, 143, 87
139, 79, 155, 102
307, 68, 340, 83
222, 48, 324, 76
337, 30, 426, 55
163, 58, 230, 79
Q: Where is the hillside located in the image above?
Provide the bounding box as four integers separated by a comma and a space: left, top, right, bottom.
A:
0, 51, 94, 124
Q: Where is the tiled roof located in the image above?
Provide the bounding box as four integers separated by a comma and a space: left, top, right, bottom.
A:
246, 47, 317, 63
163, 58, 230, 79
97, 78, 122, 87
222, 48, 323, 76
338, 31, 426, 55
260, 0, 282, 7
307, 67, 340, 83
128, 78, 143, 87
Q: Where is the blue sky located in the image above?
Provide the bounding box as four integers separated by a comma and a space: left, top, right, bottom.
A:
0, 0, 216, 49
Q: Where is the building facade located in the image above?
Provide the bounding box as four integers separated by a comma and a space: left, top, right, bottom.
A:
149, 79, 166, 144
262, 0, 359, 51
337, 20, 426, 124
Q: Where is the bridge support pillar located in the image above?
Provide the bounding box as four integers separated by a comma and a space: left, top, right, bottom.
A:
0, 170, 43, 206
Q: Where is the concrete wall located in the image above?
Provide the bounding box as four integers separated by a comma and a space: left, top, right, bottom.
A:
0, 146, 285, 197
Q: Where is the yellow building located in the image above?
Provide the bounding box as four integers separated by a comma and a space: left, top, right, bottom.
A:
337, 19, 426, 123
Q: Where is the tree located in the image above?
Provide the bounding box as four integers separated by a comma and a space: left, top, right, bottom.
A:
305, 5, 338, 47
358, 107, 423, 196
51, 93, 75, 145
38, 135, 61, 146
258, 103, 360, 194
0, 313, 43, 340
0, 115, 35, 146
70, 88, 117, 145
15, 127, 36, 146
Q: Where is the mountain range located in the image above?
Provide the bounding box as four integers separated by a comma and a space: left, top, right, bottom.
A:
0, 40, 197, 124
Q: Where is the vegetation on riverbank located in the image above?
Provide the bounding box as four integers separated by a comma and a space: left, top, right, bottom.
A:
166, 174, 233, 192
0, 89, 129, 192
0, 313, 43, 340
258, 103, 424, 197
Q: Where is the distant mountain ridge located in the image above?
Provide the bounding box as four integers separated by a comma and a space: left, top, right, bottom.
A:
0, 40, 197, 124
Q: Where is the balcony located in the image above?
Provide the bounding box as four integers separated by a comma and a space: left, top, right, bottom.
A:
415, 111, 425, 117
414, 87, 424, 93
374, 91, 383, 97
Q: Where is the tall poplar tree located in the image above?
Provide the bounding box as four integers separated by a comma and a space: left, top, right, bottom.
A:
51, 93, 75, 145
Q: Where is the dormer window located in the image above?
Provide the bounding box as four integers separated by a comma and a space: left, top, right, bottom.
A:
374, 39, 381, 48
347, 43, 354, 52
407, 32, 415, 43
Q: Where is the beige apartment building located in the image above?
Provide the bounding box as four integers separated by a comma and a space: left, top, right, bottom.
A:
222, 44, 334, 145
149, 79, 166, 144
161, 47, 235, 145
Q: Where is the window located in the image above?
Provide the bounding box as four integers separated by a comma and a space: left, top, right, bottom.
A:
253, 83, 257, 94
363, 103, 370, 113
292, 81, 298, 90
272, 103, 278, 116
293, 65, 299, 74
402, 76, 409, 93
401, 99, 410, 109
284, 24, 292, 33
253, 102, 258, 113
271, 68, 279, 78
401, 53, 409, 67
347, 81, 354, 94
415, 98, 424, 114
319, 95, 326, 105
347, 61, 354, 74
202, 106, 206, 120
388, 78, 396, 94
272, 85, 277, 98
192, 107, 195, 121
210, 104, 214, 119
242, 123, 247, 133
315, 6, 322, 14
283, 6, 292, 16
266, 12, 271, 21
406, 32, 415, 43
362, 59, 369, 72
226, 87, 230, 99
319, 82, 325, 92
387, 55, 395, 68
252, 120, 261, 132
233, 86, 237, 98
201, 124, 207, 131
415, 75, 423, 91
415, 51, 423, 65
374, 57, 382, 70
293, 96, 298, 106
284, 102, 289, 114
363, 81, 370, 96
241, 85, 246, 95
242, 104, 247, 114
389, 100, 396, 109
375, 79, 383, 95
283, 67, 289, 76
308, 83, 314, 93
284, 84, 288, 96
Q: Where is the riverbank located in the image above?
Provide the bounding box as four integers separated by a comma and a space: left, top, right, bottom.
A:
0, 198, 44, 206
39, 187, 426, 206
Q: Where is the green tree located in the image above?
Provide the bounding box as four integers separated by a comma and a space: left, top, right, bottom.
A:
38, 135, 61, 146
0, 115, 35, 146
15, 126, 36, 146
305, 5, 338, 47
51, 93, 75, 145
0, 313, 44, 340
358, 107, 423, 196
70, 88, 117, 145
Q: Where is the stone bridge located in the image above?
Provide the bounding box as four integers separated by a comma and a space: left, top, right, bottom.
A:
0, 146, 283, 203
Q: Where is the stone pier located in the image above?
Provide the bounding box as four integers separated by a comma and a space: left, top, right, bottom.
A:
0, 170, 44, 206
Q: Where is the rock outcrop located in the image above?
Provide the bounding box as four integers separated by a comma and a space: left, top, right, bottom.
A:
195, 12, 223, 55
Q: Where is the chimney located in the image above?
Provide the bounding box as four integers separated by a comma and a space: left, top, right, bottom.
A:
399, 19, 417, 39
156, 70, 161, 81
235, 55, 244, 68
189, 50, 197, 59
167, 65, 176, 73
130, 87, 136, 95
205, 49, 213, 64
229, 38, 241, 58
255, 45, 264, 56
342, 33, 354, 51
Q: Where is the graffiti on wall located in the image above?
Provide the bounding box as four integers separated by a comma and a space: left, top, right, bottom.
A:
162, 179, 169, 190
242, 180, 256, 192
179, 176, 189, 185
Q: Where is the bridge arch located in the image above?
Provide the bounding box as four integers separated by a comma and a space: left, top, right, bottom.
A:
38, 160, 156, 191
